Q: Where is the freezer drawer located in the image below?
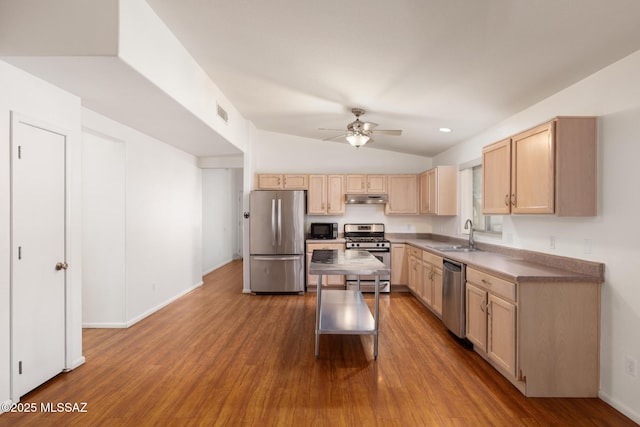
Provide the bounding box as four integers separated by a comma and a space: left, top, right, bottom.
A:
250, 255, 304, 293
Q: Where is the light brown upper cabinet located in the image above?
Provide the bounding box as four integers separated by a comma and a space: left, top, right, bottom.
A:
482, 117, 597, 216
345, 174, 387, 194
385, 174, 418, 215
255, 174, 308, 190
419, 166, 457, 215
307, 174, 345, 215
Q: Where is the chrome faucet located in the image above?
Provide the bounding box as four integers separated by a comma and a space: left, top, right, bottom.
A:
464, 219, 474, 249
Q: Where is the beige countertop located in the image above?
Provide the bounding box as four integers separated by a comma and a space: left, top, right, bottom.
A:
390, 236, 604, 284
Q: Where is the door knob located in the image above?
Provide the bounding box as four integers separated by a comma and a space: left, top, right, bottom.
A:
55, 262, 68, 271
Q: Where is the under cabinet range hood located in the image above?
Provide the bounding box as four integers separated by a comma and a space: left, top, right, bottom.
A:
345, 194, 388, 204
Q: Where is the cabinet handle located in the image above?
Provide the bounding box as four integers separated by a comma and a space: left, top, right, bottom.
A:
504, 194, 509, 206
481, 279, 491, 286
511, 193, 516, 206
480, 300, 486, 312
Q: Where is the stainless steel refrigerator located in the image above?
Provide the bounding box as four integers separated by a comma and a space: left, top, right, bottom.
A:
249, 190, 305, 293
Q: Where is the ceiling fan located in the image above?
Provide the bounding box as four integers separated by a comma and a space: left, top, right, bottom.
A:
319, 108, 402, 148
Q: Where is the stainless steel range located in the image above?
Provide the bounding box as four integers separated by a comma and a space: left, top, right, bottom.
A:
344, 223, 391, 293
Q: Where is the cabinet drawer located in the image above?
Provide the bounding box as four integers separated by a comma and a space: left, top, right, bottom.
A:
307, 243, 344, 251
408, 246, 422, 258
422, 251, 442, 266
466, 267, 516, 302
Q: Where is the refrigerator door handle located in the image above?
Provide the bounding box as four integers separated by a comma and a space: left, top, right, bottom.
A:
252, 255, 301, 261
277, 198, 282, 246
271, 198, 277, 246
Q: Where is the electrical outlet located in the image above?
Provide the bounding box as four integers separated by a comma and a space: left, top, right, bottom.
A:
152, 283, 156, 292
584, 239, 592, 254
625, 355, 637, 378
549, 236, 556, 249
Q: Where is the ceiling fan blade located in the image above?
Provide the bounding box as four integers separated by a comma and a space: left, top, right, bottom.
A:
362, 122, 378, 131
372, 129, 402, 136
319, 128, 345, 132
322, 134, 347, 141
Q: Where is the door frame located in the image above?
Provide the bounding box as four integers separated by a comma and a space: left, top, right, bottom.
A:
9, 111, 71, 401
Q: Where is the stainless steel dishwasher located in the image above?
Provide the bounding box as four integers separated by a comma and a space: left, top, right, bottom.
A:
442, 259, 466, 339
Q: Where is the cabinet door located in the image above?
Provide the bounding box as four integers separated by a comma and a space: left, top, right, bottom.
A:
422, 262, 432, 305
511, 122, 554, 214
419, 172, 429, 214
426, 169, 437, 214
326, 175, 345, 214
345, 175, 366, 193
408, 256, 418, 293
482, 139, 512, 214
386, 175, 418, 215
488, 294, 517, 377
307, 175, 327, 214
367, 175, 387, 193
391, 244, 407, 285
283, 174, 308, 189
431, 266, 443, 316
256, 174, 283, 189
466, 283, 487, 352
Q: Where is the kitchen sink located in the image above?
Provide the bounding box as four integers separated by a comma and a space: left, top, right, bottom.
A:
433, 245, 480, 253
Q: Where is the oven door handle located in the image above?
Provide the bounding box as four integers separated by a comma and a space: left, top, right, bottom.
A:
347, 248, 390, 252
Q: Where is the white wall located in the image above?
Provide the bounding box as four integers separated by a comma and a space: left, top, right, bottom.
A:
202, 168, 243, 274
254, 130, 432, 174
82, 131, 126, 325
0, 60, 84, 408
82, 108, 204, 327
433, 50, 640, 423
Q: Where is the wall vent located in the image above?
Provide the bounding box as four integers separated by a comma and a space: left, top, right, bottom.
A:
217, 104, 229, 124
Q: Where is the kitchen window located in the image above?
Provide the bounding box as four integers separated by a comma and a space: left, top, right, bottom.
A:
460, 162, 502, 235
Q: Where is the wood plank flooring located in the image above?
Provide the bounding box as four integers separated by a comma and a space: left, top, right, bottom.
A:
1, 259, 636, 426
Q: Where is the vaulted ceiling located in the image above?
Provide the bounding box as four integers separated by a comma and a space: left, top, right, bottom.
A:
146, 0, 640, 156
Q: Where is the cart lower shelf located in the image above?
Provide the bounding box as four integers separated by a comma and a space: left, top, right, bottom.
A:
317, 290, 376, 334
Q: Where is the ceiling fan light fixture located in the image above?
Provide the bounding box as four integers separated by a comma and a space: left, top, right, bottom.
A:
346, 133, 370, 148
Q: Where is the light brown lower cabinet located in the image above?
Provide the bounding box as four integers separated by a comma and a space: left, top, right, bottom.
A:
406, 246, 443, 317
306, 242, 345, 289
421, 251, 443, 317
391, 244, 407, 286
465, 267, 600, 397
407, 246, 422, 296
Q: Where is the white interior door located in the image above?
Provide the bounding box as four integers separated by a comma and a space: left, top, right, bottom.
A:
11, 114, 67, 399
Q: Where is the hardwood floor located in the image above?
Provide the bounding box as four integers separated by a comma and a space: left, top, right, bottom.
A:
1, 259, 636, 426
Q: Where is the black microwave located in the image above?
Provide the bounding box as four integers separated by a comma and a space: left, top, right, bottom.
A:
309, 222, 338, 240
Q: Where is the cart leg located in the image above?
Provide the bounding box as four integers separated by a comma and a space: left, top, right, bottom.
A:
315, 274, 322, 359
373, 274, 380, 360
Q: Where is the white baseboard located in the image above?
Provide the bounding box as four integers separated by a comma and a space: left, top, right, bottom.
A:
64, 356, 86, 372
125, 281, 203, 328
83, 322, 128, 328
202, 258, 234, 276
82, 281, 203, 329
599, 390, 640, 424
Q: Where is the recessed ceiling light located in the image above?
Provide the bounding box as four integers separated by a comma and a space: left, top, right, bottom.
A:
439, 127, 452, 133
